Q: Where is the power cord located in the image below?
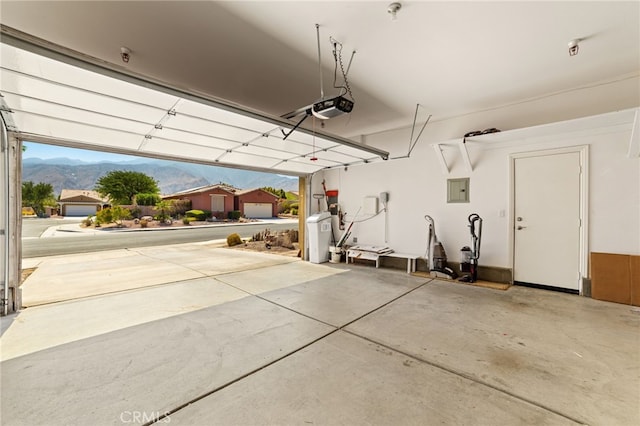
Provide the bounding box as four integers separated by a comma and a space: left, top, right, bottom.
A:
330, 37, 354, 101
344, 207, 386, 223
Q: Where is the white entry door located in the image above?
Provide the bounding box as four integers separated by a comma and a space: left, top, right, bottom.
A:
513, 151, 582, 291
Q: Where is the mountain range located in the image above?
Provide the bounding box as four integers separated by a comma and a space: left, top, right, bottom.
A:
22, 157, 299, 196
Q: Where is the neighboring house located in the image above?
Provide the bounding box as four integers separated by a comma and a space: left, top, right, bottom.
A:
162, 184, 237, 218
234, 188, 280, 218
58, 189, 109, 217
162, 184, 281, 218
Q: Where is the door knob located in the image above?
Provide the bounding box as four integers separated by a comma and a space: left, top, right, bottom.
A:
517, 226, 526, 230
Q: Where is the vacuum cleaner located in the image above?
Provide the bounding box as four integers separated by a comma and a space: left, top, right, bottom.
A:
459, 213, 483, 283
424, 215, 458, 279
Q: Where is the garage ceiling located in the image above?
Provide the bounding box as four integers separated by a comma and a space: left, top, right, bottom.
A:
1, 1, 639, 171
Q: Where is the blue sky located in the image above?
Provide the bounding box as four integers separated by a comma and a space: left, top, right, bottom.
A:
23, 142, 140, 163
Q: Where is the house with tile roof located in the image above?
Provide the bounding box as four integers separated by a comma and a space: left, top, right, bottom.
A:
234, 188, 280, 218
162, 183, 237, 218
58, 190, 110, 217
162, 184, 280, 218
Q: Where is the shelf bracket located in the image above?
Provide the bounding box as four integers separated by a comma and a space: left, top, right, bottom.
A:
432, 144, 450, 174
458, 139, 473, 173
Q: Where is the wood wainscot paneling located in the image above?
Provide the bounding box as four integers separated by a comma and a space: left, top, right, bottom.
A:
591, 252, 639, 306
630, 255, 640, 306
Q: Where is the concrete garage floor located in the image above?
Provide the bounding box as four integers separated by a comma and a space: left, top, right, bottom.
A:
1, 245, 639, 425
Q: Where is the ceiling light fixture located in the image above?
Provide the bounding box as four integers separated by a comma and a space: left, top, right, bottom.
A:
568, 39, 580, 57
120, 46, 131, 63
388, 2, 402, 20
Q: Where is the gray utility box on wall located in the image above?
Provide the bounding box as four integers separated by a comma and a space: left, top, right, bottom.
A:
447, 178, 470, 203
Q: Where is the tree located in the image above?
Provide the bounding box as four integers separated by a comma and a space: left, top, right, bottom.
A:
95, 170, 159, 205
154, 200, 173, 224
22, 181, 56, 216
261, 186, 286, 199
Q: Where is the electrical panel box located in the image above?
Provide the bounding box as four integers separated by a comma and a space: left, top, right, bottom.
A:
363, 196, 379, 215
447, 178, 470, 203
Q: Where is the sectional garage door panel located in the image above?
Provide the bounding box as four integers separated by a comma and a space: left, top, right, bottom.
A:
244, 203, 272, 218
0, 43, 389, 176
65, 205, 97, 216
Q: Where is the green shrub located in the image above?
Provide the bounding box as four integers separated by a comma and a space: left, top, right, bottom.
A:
228, 210, 241, 220
112, 206, 132, 224
171, 199, 191, 216
136, 193, 161, 206
96, 206, 131, 226
186, 209, 207, 221
290, 208, 298, 216
82, 215, 93, 227
278, 200, 290, 214
279, 200, 299, 214
226, 233, 242, 247
96, 208, 112, 225
182, 217, 191, 225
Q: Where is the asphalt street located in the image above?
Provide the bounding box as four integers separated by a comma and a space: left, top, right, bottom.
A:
21, 217, 82, 238
21, 218, 299, 258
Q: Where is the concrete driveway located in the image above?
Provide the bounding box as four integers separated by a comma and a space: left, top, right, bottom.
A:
2, 243, 639, 425
19, 240, 297, 306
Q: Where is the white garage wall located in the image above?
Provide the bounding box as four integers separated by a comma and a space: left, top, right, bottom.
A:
316, 108, 639, 269
589, 133, 640, 254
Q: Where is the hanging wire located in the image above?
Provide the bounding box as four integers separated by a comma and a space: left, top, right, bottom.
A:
408, 104, 431, 156
343, 206, 387, 223
330, 37, 354, 101
390, 104, 432, 160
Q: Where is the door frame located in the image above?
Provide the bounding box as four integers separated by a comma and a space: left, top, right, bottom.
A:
509, 145, 589, 294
